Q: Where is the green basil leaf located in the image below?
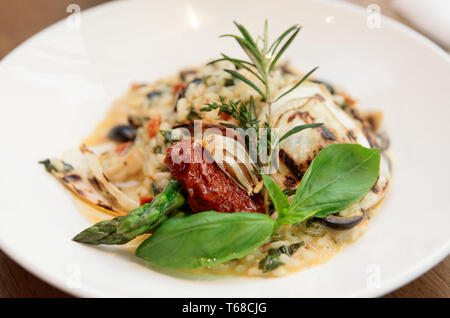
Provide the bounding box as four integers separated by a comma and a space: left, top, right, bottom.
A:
262, 175, 290, 215
135, 211, 275, 269
277, 209, 319, 226
281, 144, 380, 224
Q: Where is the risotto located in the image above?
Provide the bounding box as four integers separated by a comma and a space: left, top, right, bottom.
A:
40, 21, 391, 277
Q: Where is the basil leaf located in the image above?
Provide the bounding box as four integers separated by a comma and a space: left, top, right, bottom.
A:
135, 211, 275, 269
262, 175, 289, 215
277, 209, 319, 226
281, 144, 380, 224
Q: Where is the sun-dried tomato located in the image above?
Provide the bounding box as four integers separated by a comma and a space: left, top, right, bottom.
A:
146, 114, 161, 138
139, 196, 154, 206
164, 138, 264, 213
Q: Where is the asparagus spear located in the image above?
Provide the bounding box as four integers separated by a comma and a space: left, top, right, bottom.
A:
73, 181, 185, 245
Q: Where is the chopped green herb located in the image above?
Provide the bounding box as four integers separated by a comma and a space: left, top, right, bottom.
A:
39, 158, 73, 173
258, 241, 304, 273
153, 146, 162, 154
301, 219, 326, 237
282, 187, 296, 196
160, 130, 182, 144
128, 115, 150, 127
224, 78, 234, 87
258, 251, 285, 273
279, 241, 304, 255
39, 159, 56, 173
187, 107, 202, 121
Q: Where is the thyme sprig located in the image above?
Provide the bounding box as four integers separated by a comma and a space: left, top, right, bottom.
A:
201, 97, 264, 168
201, 96, 259, 132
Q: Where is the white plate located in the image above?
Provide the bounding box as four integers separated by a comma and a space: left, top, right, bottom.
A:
0, 0, 449, 298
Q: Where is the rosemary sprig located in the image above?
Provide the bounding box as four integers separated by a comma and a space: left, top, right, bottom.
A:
278, 122, 323, 144
273, 66, 318, 103
208, 20, 318, 108
207, 20, 319, 160
204, 20, 321, 213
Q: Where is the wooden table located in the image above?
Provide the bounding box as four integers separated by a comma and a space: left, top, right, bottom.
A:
0, 0, 448, 298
